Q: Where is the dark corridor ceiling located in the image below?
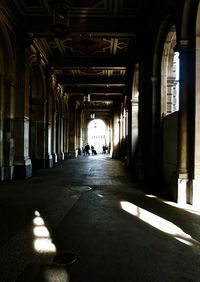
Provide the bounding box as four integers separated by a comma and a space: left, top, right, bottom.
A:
5, 0, 180, 119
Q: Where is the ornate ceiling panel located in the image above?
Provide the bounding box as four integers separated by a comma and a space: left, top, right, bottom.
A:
7, 0, 180, 118
45, 37, 129, 56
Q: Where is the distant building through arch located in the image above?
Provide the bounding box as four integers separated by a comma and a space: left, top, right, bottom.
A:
87, 119, 110, 154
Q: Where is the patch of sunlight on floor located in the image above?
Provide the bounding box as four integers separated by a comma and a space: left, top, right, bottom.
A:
33, 210, 56, 253
145, 194, 200, 216
120, 201, 200, 246
43, 266, 70, 282
164, 201, 200, 216
145, 194, 157, 198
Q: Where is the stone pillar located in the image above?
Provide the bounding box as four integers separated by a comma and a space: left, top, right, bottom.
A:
32, 98, 47, 168
112, 111, 120, 159
3, 77, 15, 180
82, 127, 87, 149
76, 107, 81, 154
45, 70, 53, 168
67, 98, 76, 157
55, 112, 60, 159
123, 95, 131, 166
46, 121, 53, 168
63, 95, 69, 158
0, 75, 3, 179
60, 114, 64, 160
0, 75, 15, 181
193, 34, 200, 209
175, 40, 192, 204
151, 76, 162, 185
14, 34, 32, 179
52, 111, 58, 163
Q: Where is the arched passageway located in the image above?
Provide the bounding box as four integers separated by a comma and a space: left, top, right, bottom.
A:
87, 119, 110, 154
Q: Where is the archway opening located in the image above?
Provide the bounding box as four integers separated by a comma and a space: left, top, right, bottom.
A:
161, 25, 179, 200
87, 119, 109, 154
161, 25, 179, 116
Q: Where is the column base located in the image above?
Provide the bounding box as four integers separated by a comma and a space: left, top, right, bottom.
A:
192, 179, 200, 210
66, 150, 76, 158
60, 152, 64, 160
0, 166, 14, 180
46, 154, 53, 168
112, 149, 119, 159
14, 162, 32, 179
32, 156, 54, 169
170, 173, 190, 204
56, 152, 65, 161
177, 177, 189, 204
53, 153, 58, 164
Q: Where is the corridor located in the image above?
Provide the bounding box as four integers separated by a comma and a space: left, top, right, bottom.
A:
1, 155, 200, 282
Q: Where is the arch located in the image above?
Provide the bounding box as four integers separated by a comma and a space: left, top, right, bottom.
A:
161, 26, 179, 200
161, 25, 179, 116
151, 19, 180, 198
87, 119, 109, 154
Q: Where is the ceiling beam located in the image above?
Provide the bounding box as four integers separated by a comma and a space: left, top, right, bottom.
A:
57, 76, 127, 85
51, 56, 130, 68
64, 86, 125, 94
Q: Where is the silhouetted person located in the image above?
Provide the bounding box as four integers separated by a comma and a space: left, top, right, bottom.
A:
91, 145, 97, 155
85, 143, 90, 156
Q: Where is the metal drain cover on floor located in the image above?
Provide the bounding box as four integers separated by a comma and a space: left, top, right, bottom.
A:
66, 185, 92, 191
53, 252, 78, 265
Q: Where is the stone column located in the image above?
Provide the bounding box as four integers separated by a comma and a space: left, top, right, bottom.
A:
112, 112, 120, 159
45, 70, 53, 168
193, 34, 200, 208
0, 75, 3, 180
1, 76, 15, 180
52, 111, 58, 163
67, 97, 76, 157
63, 94, 69, 158
14, 35, 32, 178
56, 112, 61, 160
32, 98, 47, 168
176, 40, 192, 204
60, 114, 64, 160
151, 76, 162, 185
123, 100, 131, 166
76, 106, 81, 155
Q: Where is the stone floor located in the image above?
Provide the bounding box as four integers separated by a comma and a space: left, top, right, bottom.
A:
1, 154, 200, 281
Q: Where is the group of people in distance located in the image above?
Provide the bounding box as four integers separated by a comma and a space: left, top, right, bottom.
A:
82, 143, 97, 156
82, 143, 108, 156
102, 145, 108, 154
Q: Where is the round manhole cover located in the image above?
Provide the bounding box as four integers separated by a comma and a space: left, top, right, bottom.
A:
66, 186, 92, 191
53, 252, 78, 265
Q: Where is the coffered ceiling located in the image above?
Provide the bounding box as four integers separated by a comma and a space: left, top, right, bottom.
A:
5, 0, 180, 119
